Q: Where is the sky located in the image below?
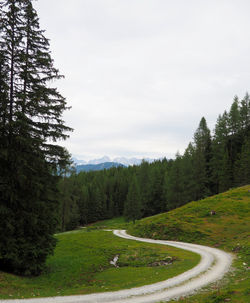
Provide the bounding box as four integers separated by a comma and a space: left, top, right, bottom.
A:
33, 0, 250, 161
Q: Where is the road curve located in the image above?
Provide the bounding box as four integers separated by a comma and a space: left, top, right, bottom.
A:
0, 230, 232, 303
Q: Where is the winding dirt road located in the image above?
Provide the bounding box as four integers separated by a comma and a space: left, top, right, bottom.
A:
0, 230, 232, 303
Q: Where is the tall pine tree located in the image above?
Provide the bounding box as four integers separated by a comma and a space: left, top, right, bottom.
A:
124, 176, 142, 223
0, 0, 72, 275
193, 117, 212, 199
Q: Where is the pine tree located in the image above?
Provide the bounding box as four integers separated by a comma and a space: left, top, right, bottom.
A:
0, 19, 9, 201
0, 49, 8, 137
234, 136, 250, 186
0, 0, 72, 275
239, 93, 250, 131
211, 112, 231, 192
151, 164, 166, 213
124, 176, 142, 223
78, 185, 90, 225
193, 117, 212, 199
228, 96, 240, 135
181, 143, 196, 202
163, 153, 183, 209
138, 160, 152, 217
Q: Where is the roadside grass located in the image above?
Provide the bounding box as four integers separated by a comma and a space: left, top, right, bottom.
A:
129, 185, 250, 303
0, 229, 200, 299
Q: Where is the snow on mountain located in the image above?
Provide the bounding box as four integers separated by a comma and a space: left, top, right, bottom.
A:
72, 156, 155, 166
72, 157, 87, 165
88, 156, 111, 165
113, 157, 142, 166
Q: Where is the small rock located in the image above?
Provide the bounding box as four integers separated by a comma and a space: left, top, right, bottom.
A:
110, 255, 119, 267
149, 257, 175, 267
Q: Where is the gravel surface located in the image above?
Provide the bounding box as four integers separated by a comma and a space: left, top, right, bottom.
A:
0, 230, 232, 303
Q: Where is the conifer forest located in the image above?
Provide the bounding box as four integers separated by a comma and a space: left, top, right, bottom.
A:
59, 95, 250, 231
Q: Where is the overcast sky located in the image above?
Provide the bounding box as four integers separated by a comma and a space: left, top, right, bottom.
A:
33, 0, 250, 160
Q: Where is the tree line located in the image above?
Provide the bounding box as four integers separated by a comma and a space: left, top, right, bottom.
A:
59, 94, 250, 230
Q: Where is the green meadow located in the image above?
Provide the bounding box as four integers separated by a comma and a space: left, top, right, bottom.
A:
1, 186, 249, 302
0, 229, 199, 299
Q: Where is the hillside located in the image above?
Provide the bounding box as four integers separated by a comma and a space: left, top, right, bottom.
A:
129, 185, 250, 302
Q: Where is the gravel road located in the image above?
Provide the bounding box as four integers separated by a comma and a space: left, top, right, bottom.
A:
0, 230, 232, 303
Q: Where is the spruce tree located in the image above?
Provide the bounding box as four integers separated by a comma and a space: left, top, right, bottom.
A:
211, 112, 231, 192
0, 0, 72, 275
124, 176, 142, 223
228, 97, 240, 135
239, 93, 250, 130
138, 160, 151, 216
181, 143, 196, 202
149, 164, 165, 214
234, 136, 250, 186
193, 117, 212, 199
163, 152, 183, 209
79, 184, 90, 225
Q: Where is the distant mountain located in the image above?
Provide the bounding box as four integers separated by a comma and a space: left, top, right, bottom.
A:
72, 156, 155, 167
72, 157, 87, 165
88, 156, 111, 165
76, 162, 125, 173
113, 157, 142, 166
114, 157, 156, 166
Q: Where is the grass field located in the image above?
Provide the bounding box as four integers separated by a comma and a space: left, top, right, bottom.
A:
0, 229, 199, 299
129, 185, 250, 303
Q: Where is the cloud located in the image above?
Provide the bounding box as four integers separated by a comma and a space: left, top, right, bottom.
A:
34, 0, 250, 159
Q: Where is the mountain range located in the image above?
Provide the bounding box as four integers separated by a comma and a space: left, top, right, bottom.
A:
72, 156, 155, 167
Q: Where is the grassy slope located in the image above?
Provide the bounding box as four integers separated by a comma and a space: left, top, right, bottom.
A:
128, 185, 250, 303
0, 229, 199, 299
